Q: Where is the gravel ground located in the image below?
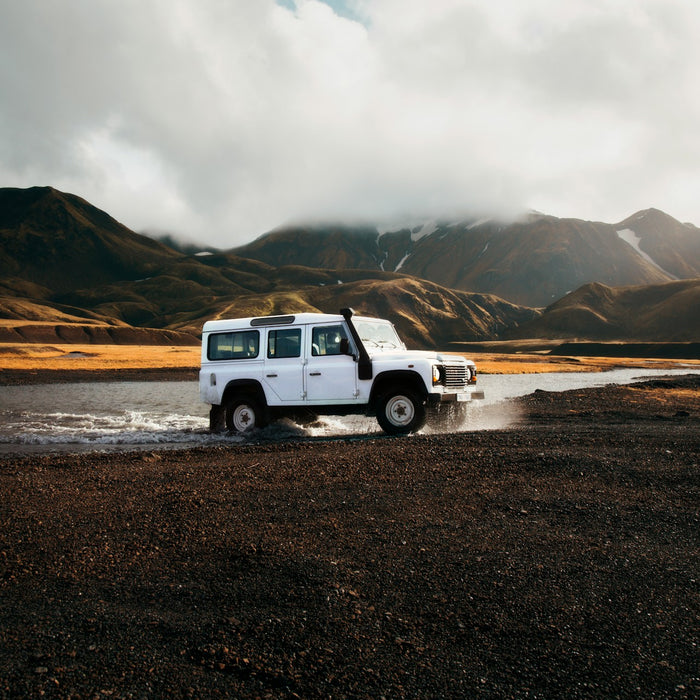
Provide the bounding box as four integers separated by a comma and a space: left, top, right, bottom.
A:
1, 376, 699, 699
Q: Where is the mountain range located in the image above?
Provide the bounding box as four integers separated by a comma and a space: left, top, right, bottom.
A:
1, 186, 698, 348
233, 210, 700, 307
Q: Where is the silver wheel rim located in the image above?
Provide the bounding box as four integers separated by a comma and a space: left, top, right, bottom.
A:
386, 395, 414, 427
232, 404, 255, 431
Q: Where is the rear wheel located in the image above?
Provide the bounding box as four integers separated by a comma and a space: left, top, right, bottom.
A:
225, 396, 267, 433
376, 390, 426, 435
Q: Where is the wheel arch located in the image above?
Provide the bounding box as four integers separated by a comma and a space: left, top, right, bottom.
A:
221, 379, 268, 407
369, 370, 428, 409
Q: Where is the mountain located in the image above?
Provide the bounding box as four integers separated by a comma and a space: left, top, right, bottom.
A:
614, 209, 700, 279
506, 279, 700, 342
1, 186, 698, 347
233, 211, 700, 307
203, 275, 538, 349
0, 187, 538, 348
0, 186, 181, 296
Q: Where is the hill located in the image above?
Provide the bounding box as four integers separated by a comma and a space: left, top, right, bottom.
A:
507, 279, 700, 342
233, 211, 700, 307
0, 187, 180, 295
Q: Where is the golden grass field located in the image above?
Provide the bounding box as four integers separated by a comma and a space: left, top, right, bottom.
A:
0, 343, 201, 372
1, 342, 698, 375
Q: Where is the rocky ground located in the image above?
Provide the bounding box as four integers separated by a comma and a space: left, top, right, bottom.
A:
0, 376, 699, 699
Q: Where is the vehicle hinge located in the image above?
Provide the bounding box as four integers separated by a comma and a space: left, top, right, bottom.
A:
301, 391, 307, 399
353, 389, 360, 397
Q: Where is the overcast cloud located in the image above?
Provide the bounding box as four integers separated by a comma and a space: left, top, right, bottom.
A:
1, 0, 699, 246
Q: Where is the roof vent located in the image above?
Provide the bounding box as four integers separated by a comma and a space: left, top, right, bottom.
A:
250, 315, 295, 327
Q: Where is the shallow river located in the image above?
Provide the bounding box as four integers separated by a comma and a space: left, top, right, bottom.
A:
1, 368, 697, 455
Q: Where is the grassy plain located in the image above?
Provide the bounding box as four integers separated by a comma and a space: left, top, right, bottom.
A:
1, 342, 698, 376
0, 343, 201, 372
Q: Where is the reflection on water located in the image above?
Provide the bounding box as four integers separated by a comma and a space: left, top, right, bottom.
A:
0, 369, 697, 454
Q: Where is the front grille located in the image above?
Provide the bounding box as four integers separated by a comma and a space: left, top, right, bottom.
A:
443, 364, 468, 388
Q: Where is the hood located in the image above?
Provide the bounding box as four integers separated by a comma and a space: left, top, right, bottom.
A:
368, 349, 473, 366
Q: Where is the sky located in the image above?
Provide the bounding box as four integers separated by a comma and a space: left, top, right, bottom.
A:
2, 0, 700, 247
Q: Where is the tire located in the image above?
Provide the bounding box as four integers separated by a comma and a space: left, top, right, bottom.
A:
376, 390, 426, 435
225, 396, 267, 433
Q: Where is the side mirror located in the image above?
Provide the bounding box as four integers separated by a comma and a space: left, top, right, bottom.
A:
339, 337, 352, 356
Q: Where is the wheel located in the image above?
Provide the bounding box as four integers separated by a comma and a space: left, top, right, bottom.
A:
225, 396, 267, 433
376, 390, 426, 435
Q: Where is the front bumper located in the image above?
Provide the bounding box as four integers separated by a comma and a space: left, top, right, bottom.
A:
428, 391, 485, 406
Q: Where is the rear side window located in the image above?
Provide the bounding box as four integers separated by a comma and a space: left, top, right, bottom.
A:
207, 330, 259, 360
268, 328, 301, 358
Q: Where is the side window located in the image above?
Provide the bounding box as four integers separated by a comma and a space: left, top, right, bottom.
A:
208, 330, 259, 360
267, 328, 301, 359
311, 324, 348, 356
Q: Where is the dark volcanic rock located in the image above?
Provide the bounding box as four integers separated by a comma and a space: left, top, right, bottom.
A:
0, 377, 699, 698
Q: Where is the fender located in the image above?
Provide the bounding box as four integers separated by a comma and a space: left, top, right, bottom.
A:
369, 369, 428, 408
221, 378, 267, 406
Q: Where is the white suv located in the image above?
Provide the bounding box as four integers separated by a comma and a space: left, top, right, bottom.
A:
200, 308, 483, 435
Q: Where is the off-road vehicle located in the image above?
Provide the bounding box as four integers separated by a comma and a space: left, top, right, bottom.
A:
200, 308, 483, 435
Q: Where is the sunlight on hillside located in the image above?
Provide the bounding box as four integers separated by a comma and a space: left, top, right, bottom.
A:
1, 343, 696, 375
0, 344, 201, 371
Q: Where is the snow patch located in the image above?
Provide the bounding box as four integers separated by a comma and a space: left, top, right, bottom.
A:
377, 218, 435, 238
468, 217, 492, 230
616, 229, 678, 279
394, 252, 411, 272
411, 221, 438, 242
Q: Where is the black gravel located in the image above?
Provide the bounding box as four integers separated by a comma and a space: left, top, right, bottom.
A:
1, 376, 699, 699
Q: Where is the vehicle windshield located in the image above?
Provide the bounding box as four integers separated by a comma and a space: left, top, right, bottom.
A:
354, 320, 404, 350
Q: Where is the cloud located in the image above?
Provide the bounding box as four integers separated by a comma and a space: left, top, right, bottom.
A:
1, 0, 700, 246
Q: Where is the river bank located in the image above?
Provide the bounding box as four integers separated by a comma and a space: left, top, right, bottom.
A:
1, 376, 699, 698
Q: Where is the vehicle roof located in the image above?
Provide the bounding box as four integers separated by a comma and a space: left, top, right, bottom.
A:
202, 312, 385, 333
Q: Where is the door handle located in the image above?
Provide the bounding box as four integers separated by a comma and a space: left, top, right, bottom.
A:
266, 373, 278, 378
309, 371, 322, 376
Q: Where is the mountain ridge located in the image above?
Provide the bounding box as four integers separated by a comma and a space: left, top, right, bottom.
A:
233, 210, 700, 307
0, 187, 542, 348
0, 186, 180, 294
1, 186, 698, 348
508, 279, 700, 342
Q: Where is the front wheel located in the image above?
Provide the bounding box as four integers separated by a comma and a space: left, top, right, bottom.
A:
225, 396, 267, 433
376, 390, 426, 435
